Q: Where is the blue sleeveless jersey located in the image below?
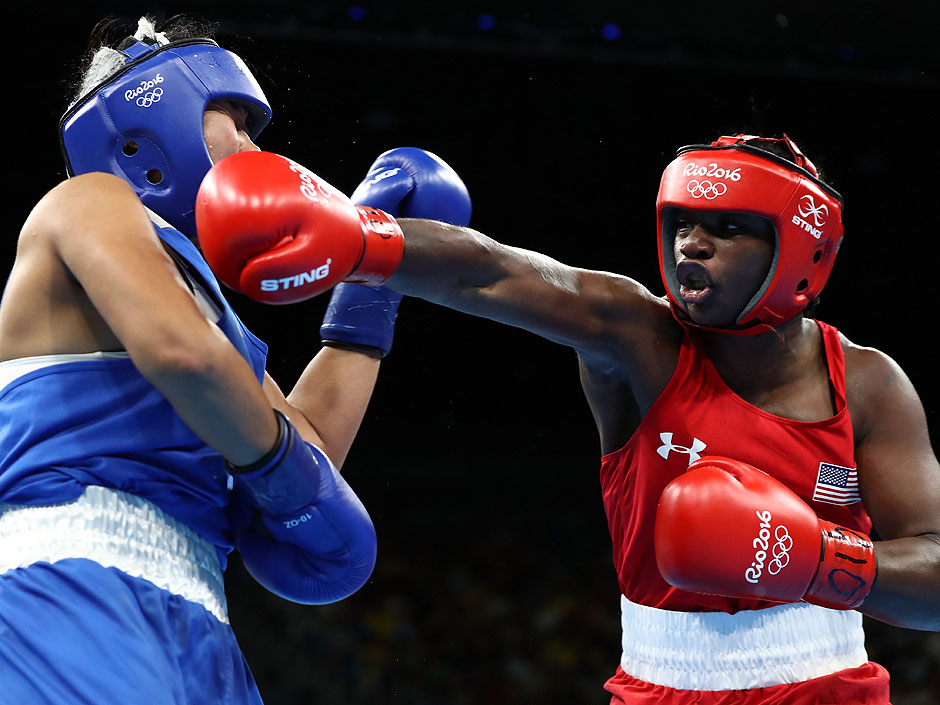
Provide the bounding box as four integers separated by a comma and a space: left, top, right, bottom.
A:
0, 221, 268, 569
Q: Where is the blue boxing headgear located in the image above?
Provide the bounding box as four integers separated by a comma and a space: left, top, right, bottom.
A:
60, 37, 272, 238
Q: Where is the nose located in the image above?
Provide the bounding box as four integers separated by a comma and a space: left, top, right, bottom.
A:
677, 224, 716, 260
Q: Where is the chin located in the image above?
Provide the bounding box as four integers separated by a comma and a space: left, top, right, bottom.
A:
686, 308, 737, 330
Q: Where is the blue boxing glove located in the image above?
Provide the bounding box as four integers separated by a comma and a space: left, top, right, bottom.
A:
320, 147, 472, 356
348, 147, 472, 224
229, 410, 377, 604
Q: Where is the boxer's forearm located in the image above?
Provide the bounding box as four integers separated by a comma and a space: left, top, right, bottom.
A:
860, 534, 940, 630
142, 337, 280, 467
391, 217, 583, 317
389, 217, 646, 351
390, 218, 510, 304
281, 347, 381, 470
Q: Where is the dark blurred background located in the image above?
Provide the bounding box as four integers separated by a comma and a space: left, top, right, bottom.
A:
16, 2, 939, 703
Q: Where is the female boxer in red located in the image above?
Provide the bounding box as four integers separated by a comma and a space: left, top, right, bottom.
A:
388, 134, 940, 703
393, 135, 940, 703
198, 135, 939, 704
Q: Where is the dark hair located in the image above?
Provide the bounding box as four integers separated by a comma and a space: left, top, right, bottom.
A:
746, 135, 826, 318
745, 135, 830, 186
67, 15, 216, 106
87, 14, 216, 50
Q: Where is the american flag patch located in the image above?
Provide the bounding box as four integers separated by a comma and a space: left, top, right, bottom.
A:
813, 462, 861, 505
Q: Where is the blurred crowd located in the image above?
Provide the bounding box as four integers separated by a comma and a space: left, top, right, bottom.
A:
226, 459, 940, 705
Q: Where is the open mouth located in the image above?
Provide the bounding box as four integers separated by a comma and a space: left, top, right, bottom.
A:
675, 262, 713, 303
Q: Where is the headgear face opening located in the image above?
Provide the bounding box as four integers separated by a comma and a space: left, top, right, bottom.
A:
60, 38, 272, 238
656, 134, 844, 332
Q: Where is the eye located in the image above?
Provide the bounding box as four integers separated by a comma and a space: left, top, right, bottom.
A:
230, 107, 251, 133
709, 219, 745, 238
228, 102, 254, 132
207, 101, 250, 132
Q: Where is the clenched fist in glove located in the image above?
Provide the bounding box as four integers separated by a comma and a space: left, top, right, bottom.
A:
654, 455, 876, 609
195, 151, 403, 304
320, 147, 472, 356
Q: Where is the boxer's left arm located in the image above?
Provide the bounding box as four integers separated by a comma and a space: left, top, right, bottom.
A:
224, 319, 379, 604
196, 152, 400, 467
848, 345, 940, 629
655, 348, 940, 630
263, 148, 473, 466
248, 148, 472, 466
260, 349, 380, 470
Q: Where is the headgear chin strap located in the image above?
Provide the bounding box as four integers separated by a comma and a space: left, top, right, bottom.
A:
60, 38, 272, 238
656, 134, 844, 333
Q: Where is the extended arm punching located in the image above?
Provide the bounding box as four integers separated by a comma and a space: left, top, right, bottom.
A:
197, 150, 660, 356
386, 210, 673, 360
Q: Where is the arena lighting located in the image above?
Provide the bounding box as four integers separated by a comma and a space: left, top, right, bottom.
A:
602, 23, 622, 40
476, 14, 496, 31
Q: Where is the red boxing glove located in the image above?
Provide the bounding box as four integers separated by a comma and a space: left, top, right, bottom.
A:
654, 456, 876, 610
195, 151, 403, 304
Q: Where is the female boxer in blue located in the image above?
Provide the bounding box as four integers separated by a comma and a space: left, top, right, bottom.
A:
0, 16, 410, 704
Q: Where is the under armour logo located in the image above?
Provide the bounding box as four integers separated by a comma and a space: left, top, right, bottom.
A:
798, 194, 829, 227
656, 432, 707, 464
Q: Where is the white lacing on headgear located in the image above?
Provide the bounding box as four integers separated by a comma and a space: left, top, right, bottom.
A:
132, 16, 170, 45
74, 16, 170, 100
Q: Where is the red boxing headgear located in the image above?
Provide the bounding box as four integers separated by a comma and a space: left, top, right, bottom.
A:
656, 134, 844, 332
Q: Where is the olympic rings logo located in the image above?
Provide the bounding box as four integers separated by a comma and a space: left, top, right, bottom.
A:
136, 87, 164, 108
744, 510, 793, 584
125, 73, 165, 107
686, 179, 727, 200
767, 525, 793, 575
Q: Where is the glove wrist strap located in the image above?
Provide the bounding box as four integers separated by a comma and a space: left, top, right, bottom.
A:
348, 206, 404, 284
227, 410, 323, 516
320, 282, 402, 358
804, 520, 877, 609
227, 410, 289, 476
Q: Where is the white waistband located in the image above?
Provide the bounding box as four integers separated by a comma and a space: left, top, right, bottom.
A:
0, 485, 228, 623
619, 594, 867, 691
0, 351, 130, 390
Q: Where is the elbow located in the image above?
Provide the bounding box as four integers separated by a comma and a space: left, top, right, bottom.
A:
127, 328, 231, 387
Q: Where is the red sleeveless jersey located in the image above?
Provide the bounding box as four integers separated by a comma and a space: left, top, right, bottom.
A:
600, 320, 873, 612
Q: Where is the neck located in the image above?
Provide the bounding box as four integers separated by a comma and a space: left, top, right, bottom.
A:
701, 316, 817, 386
